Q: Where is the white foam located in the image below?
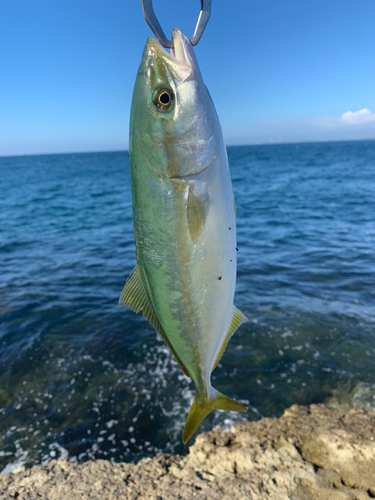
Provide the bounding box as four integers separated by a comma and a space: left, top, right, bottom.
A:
1, 440, 28, 474
106, 420, 118, 429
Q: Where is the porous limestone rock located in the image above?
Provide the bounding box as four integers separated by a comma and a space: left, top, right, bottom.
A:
1, 404, 374, 499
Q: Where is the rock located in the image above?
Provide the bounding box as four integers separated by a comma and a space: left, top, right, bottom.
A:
0, 404, 374, 499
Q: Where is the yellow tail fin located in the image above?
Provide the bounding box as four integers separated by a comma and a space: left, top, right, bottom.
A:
182, 389, 246, 444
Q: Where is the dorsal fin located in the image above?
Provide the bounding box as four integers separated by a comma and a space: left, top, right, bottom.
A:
119, 264, 145, 313
120, 264, 191, 378
212, 307, 247, 372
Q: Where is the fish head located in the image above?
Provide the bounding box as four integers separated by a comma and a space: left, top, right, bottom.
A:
130, 29, 221, 178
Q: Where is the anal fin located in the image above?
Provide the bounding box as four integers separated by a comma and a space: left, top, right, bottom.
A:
212, 307, 247, 372
120, 264, 191, 378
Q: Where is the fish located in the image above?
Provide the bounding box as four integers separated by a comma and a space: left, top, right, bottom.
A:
120, 28, 247, 443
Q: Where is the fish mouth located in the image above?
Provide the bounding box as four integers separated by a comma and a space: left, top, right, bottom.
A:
170, 28, 193, 63
145, 29, 201, 83
146, 28, 190, 63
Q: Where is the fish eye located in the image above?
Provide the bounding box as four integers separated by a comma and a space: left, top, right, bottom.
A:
159, 92, 170, 104
153, 87, 174, 111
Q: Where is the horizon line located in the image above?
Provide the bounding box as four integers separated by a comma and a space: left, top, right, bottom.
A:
1, 137, 374, 159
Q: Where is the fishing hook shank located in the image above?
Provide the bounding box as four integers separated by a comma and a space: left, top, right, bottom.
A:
140, 0, 211, 48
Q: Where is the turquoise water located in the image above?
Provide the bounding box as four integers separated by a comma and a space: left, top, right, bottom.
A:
1, 141, 375, 471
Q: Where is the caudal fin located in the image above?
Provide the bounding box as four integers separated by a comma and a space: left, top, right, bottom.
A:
182, 390, 246, 444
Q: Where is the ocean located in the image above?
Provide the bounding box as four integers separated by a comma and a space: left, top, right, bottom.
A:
1, 140, 374, 472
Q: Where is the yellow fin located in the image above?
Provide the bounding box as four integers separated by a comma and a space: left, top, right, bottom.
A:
182, 389, 246, 444
187, 185, 209, 243
212, 307, 248, 372
119, 263, 145, 312
119, 264, 191, 378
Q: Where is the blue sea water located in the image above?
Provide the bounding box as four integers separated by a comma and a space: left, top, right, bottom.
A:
0, 140, 375, 471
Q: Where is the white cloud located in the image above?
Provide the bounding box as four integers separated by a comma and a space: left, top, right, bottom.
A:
225, 110, 375, 146
341, 108, 375, 125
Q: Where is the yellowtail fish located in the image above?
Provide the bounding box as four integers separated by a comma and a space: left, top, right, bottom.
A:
120, 28, 247, 443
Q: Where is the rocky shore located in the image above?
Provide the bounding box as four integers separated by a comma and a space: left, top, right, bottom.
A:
1, 404, 375, 499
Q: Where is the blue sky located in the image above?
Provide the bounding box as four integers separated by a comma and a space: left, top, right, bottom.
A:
1, 0, 375, 156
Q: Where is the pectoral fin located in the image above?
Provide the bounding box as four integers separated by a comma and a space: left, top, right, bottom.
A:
212, 307, 248, 372
120, 264, 191, 378
187, 185, 209, 243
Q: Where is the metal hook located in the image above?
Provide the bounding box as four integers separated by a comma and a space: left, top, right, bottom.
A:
140, 0, 211, 48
